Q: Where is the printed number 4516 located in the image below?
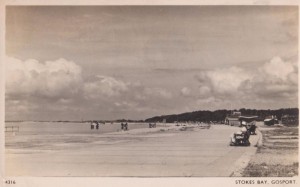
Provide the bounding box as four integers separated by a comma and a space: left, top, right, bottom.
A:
5, 180, 16, 184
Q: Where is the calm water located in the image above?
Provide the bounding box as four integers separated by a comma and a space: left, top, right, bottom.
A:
5, 122, 152, 135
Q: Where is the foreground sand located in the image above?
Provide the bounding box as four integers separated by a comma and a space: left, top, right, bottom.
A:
242, 123, 298, 177
5, 124, 260, 177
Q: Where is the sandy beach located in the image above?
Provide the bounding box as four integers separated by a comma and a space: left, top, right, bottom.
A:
5, 123, 260, 177
242, 123, 298, 177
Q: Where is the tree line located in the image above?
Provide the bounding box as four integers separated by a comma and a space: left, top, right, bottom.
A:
145, 108, 299, 123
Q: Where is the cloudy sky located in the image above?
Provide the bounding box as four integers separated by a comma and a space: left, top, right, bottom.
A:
5, 6, 298, 121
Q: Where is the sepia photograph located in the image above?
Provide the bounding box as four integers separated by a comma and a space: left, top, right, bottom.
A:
2, 2, 299, 185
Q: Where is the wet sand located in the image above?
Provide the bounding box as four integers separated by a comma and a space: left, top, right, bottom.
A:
5, 124, 260, 177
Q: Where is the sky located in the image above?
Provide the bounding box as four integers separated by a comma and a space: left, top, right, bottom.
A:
5, 6, 298, 121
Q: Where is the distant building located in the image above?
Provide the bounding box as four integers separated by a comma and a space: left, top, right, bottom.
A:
225, 111, 241, 126
281, 115, 298, 126
264, 115, 278, 126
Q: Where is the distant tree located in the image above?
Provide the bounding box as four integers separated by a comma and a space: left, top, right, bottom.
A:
145, 108, 298, 123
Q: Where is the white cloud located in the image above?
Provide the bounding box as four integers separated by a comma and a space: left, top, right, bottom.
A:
82, 74, 174, 117
180, 87, 191, 96
259, 56, 295, 81
196, 56, 297, 103
114, 101, 137, 108
83, 75, 129, 99
6, 57, 82, 98
199, 66, 253, 95
251, 57, 298, 98
5, 55, 297, 121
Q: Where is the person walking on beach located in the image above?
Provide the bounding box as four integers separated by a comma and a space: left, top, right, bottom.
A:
95, 121, 99, 130
90, 121, 94, 130
121, 122, 128, 131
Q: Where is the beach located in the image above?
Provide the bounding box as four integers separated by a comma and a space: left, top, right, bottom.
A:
242, 123, 298, 177
5, 122, 260, 177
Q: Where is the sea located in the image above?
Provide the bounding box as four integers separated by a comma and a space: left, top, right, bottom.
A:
5, 121, 152, 135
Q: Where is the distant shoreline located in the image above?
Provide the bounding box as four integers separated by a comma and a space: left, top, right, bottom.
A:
5, 107, 299, 124
4, 120, 144, 123
5, 121, 89, 123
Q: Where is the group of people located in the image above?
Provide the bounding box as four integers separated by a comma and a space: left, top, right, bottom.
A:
90, 121, 129, 131
149, 123, 157, 128
90, 121, 161, 131
121, 122, 128, 130
90, 121, 100, 130
230, 120, 257, 146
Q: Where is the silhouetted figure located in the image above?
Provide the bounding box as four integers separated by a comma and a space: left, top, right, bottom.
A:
90, 121, 94, 130
95, 121, 100, 130
149, 123, 156, 128
121, 122, 128, 131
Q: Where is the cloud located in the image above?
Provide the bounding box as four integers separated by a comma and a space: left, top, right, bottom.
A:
5, 55, 297, 121
196, 56, 297, 103
251, 57, 298, 99
180, 87, 191, 96
6, 57, 83, 99
259, 56, 296, 81
198, 86, 211, 96
198, 66, 253, 96
114, 101, 138, 111
144, 87, 173, 99
83, 75, 129, 99
81, 73, 173, 115
197, 96, 216, 104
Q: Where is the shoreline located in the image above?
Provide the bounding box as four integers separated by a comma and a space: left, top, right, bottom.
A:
4, 123, 272, 177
